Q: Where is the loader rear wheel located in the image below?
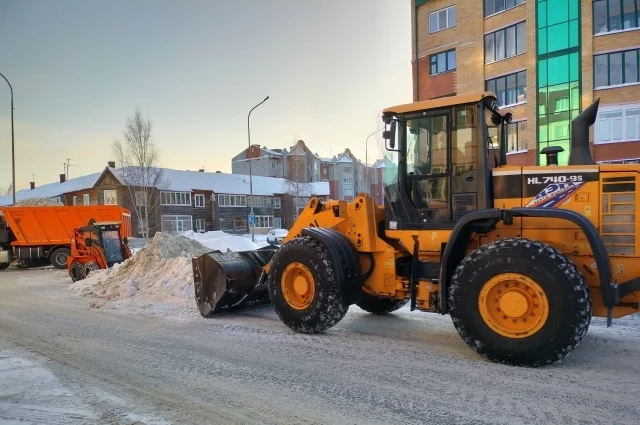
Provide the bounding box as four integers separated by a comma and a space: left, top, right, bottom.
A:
0, 263, 9, 271
267, 236, 348, 334
84, 262, 99, 277
448, 238, 591, 367
356, 292, 408, 315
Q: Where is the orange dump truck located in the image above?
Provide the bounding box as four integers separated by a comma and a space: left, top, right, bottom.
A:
0, 205, 131, 270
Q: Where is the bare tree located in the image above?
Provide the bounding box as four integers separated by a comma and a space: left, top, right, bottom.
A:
112, 109, 168, 238
284, 155, 313, 221
0, 183, 12, 196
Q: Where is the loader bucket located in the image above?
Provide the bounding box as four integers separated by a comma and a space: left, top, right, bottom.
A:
192, 246, 277, 317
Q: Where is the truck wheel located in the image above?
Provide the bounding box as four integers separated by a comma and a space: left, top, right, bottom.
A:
70, 262, 86, 282
448, 238, 591, 367
0, 263, 9, 271
356, 292, 408, 315
84, 262, 99, 277
49, 247, 71, 269
267, 236, 349, 334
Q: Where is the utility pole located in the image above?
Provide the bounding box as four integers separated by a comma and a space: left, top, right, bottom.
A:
247, 96, 269, 242
0, 72, 15, 205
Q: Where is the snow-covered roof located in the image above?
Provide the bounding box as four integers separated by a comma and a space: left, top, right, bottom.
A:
0, 171, 106, 206
0, 167, 329, 206
336, 152, 353, 163
319, 157, 333, 163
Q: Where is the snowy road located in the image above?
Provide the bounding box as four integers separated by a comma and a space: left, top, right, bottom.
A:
1, 269, 640, 425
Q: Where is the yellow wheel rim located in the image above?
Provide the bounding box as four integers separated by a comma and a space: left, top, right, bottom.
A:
478, 273, 550, 339
281, 262, 316, 310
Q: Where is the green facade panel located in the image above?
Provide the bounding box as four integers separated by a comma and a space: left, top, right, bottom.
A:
536, 0, 581, 165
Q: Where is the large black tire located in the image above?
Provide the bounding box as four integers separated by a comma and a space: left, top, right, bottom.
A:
0, 263, 9, 271
70, 262, 86, 282
84, 262, 99, 277
356, 292, 408, 315
448, 237, 591, 367
49, 247, 71, 270
267, 236, 349, 334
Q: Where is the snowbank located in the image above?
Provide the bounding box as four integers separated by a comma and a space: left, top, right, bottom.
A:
181, 230, 267, 251
69, 232, 211, 303
68, 230, 269, 314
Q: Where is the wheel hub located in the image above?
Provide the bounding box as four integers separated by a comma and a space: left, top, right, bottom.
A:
479, 273, 549, 339
281, 262, 315, 310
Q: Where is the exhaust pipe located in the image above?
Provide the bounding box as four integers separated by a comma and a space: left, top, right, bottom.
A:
192, 246, 277, 317
568, 98, 600, 166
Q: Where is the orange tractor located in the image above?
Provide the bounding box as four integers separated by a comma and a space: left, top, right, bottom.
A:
67, 221, 132, 281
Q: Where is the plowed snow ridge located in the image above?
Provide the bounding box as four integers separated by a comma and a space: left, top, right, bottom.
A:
68, 231, 262, 307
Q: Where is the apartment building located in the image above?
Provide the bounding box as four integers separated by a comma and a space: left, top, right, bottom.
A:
232, 140, 384, 202
412, 0, 640, 166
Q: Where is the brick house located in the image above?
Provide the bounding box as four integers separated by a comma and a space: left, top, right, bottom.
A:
1, 164, 329, 237
411, 0, 640, 165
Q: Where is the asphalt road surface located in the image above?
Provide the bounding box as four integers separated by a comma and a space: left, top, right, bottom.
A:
1, 268, 639, 425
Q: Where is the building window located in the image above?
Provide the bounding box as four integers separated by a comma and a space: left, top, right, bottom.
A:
595, 103, 640, 143
484, 21, 526, 64
73, 195, 77, 206
485, 0, 525, 18
344, 177, 352, 185
248, 195, 272, 208
194, 194, 205, 208
217, 194, 247, 207
486, 70, 527, 106
274, 217, 282, 228
104, 190, 117, 205
161, 215, 192, 233
273, 197, 281, 209
594, 0, 640, 34
429, 5, 456, 33
83, 194, 89, 206
253, 215, 274, 229
344, 189, 353, 198
594, 48, 640, 89
195, 218, 205, 232
506, 121, 528, 152
430, 49, 456, 75
135, 191, 147, 206
160, 192, 191, 206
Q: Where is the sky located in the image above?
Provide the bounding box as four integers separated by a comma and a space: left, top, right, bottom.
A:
0, 0, 412, 192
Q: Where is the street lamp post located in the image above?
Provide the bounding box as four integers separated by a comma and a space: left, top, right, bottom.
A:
0, 72, 15, 205
247, 96, 269, 242
365, 129, 381, 195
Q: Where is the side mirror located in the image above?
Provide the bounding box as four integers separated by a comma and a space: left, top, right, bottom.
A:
123, 237, 129, 245
85, 238, 93, 247
383, 120, 398, 150
503, 112, 513, 124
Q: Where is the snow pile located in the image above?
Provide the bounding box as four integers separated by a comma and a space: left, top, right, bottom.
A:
181, 230, 267, 251
14, 197, 62, 206
69, 232, 211, 303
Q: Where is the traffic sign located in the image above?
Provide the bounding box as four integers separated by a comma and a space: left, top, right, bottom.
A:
248, 213, 255, 227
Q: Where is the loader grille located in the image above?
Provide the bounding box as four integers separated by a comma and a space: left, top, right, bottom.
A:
601, 176, 636, 255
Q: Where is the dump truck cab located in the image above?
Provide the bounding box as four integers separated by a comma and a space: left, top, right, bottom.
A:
68, 221, 131, 281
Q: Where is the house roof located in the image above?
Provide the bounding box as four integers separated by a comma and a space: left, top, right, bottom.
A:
0, 170, 108, 206
0, 166, 330, 206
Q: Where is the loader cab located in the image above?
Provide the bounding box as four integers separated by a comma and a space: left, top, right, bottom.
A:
381, 92, 509, 230
83, 222, 128, 267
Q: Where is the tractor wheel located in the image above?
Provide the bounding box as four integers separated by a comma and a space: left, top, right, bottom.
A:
49, 247, 71, 270
70, 262, 86, 282
356, 292, 408, 315
267, 236, 349, 334
84, 262, 99, 277
448, 238, 591, 367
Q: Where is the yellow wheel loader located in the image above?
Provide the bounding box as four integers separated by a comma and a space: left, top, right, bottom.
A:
192, 92, 640, 367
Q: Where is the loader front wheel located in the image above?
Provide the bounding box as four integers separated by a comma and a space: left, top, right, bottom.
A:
448, 238, 591, 367
267, 236, 348, 334
84, 262, 99, 277
70, 262, 86, 282
356, 291, 408, 315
